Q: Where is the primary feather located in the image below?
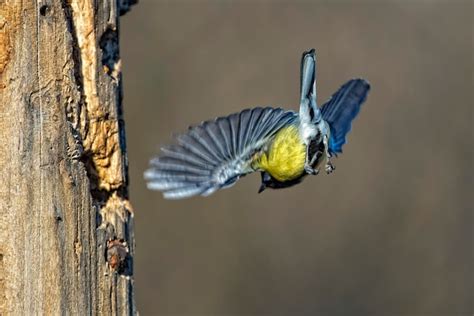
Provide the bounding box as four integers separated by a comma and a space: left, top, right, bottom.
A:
144, 107, 297, 199
321, 79, 370, 155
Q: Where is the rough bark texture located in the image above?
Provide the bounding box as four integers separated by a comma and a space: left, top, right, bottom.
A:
0, 0, 136, 314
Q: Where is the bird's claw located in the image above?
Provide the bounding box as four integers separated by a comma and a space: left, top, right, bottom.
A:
305, 164, 319, 175
325, 161, 335, 174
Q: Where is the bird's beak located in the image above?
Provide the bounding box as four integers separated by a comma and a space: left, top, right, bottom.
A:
258, 183, 266, 193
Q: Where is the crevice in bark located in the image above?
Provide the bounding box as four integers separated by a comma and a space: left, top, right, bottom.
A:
61, 0, 87, 148
106, 239, 132, 276
99, 27, 120, 81
60, 0, 119, 201
60, 0, 85, 103
60, 1, 134, 280
39, 5, 50, 17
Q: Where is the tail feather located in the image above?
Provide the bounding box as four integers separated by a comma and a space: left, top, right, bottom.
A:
321, 79, 370, 154
299, 49, 321, 123
300, 49, 316, 103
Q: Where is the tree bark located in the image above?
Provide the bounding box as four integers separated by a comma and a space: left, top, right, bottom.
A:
0, 0, 136, 314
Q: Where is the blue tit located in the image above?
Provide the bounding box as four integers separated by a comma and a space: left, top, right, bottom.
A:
144, 49, 370, 199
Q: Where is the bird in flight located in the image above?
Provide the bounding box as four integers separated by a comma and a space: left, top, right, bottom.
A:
145, 49, 370, 199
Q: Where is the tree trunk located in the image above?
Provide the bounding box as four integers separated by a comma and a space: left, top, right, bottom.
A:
0, 0, 136, 314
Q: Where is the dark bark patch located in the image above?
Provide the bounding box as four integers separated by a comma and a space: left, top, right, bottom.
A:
99, 28, 119, 80
39, 5, 50, 16
107, 239, 132, 276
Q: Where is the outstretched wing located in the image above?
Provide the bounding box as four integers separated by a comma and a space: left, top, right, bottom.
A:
144, 107, 297, 199
321, 79, 370, 155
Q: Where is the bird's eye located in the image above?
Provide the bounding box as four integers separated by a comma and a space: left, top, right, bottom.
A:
262, 172, 272, 182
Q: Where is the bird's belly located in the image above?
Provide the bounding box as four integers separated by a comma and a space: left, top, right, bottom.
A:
257, 125, 306, 182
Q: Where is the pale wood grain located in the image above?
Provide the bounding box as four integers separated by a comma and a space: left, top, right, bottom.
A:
0, 0, 136, 314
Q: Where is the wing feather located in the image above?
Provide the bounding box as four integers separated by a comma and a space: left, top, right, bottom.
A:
176, 134, 217, 165
163, 186, 208, 200
237, 109, 252, 154
321, 79, 370, 154
145, 107, 297, 199
228, 113, 239, 156
160, 146, 211, 169
188, 126, 223, 161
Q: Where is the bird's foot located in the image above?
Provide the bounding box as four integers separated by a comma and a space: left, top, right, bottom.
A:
305, 164, 319, 175
325, 161, 335, 174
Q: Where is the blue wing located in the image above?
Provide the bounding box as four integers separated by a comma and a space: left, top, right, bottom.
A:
321, 79, 370, 155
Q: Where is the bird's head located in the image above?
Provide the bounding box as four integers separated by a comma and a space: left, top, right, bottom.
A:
258, 171, 305, 193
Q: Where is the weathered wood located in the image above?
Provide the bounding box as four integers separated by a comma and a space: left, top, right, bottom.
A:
0, 0, 136, 314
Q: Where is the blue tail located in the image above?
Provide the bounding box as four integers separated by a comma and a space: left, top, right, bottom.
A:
320, 79, 370, 155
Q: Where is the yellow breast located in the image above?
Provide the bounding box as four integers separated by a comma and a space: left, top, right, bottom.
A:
253, 125, 306, 182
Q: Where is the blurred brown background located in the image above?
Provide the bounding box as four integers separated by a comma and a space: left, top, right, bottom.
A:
121, 1, 472, 315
